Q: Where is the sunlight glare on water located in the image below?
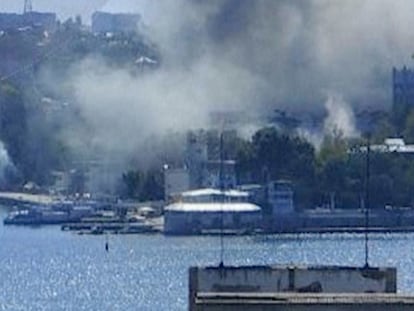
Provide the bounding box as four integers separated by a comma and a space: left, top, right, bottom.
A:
1, 209, 414, 310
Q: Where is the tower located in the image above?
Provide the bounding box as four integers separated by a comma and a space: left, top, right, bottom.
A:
24, 0, 33, 14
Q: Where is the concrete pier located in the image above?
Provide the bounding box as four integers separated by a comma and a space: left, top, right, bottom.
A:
195, 292, 414, 311
188, 265, 407, 311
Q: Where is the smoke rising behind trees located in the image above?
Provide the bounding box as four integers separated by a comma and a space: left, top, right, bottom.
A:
2, 0, 414, 191
65, 0, 414, 132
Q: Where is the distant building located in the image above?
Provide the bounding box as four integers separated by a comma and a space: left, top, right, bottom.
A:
184, 130, 238, 190
164, 167, 190, 201
266, 180, 296, 232
91, 11, 141, 34
205, 160, 236, 189
267, 180, 295, 215
189, 265, 399, 311
164, 188, 261, 234
0, 12, 57, 32
393, 66, 414, 108
355, 138, 414, 154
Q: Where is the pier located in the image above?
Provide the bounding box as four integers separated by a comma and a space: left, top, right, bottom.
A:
188, 265, 414, 310
194, 292, 414, 310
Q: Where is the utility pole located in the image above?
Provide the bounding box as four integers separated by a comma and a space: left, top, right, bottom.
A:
364, 134, 371, 268
24, 0, 33, 14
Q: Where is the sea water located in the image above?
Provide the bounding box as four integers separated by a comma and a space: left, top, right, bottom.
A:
0, 208, 413, 311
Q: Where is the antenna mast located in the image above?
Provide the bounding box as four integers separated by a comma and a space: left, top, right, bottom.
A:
219, 131, 224, 267
24, 0, 33, 14
364, 134, 371, 268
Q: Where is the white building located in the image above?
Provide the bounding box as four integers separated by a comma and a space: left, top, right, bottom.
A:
164, 188, 261, 234
357, 138, 414, 154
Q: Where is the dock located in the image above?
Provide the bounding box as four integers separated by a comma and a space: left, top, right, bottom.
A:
188, 265, 414, 311
195, 292, 414, 310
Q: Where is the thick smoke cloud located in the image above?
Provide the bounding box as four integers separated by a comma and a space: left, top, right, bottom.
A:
40, 0, 414, 174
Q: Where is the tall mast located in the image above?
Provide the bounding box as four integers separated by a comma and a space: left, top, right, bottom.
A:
364, 134, 371, 268
219, 131, 224, 267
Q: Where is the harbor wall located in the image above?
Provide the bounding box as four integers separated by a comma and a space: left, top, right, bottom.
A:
194, 293, 414, 311
189, 265, 397, 311
270, 210, 414, 233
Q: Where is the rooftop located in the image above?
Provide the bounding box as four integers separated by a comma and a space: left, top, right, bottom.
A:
181, 188, 249, 198
356, 138, 414, 153
165, 202, 261, 213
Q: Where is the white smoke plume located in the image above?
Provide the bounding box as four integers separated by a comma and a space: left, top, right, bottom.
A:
0, 141, 14, 184
33, 0, 414, 179
323, 93, 359, 138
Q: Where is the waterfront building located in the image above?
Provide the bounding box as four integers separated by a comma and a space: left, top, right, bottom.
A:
164, 188, 261, 234
186, 131, 208, 189
184, 130, 238, 190
267, 180, 295, 215
266, 180, 297, 232
164, 167, 190, 201
205, 160, 236, 189
354, 138, 414, 154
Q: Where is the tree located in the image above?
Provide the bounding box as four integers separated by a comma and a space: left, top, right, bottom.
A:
121, 170, 144, 199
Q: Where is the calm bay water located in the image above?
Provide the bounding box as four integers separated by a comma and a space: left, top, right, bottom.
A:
1, 208, 414, 311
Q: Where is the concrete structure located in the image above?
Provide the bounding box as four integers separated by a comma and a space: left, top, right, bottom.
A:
0, 12, 57, 32
91, 11, 141, 34
164, 168, 190, 200
268, 180, 295, 215
194, 293, 414, 310
182, 131, 238, 191
267, 180, 298, 232
260, 179, 414, 233
186, 131, 208, 189
205, 160, 236, 189
189, 265, 402, 311
164, 189, 261, 234
354, 138, 414, 154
